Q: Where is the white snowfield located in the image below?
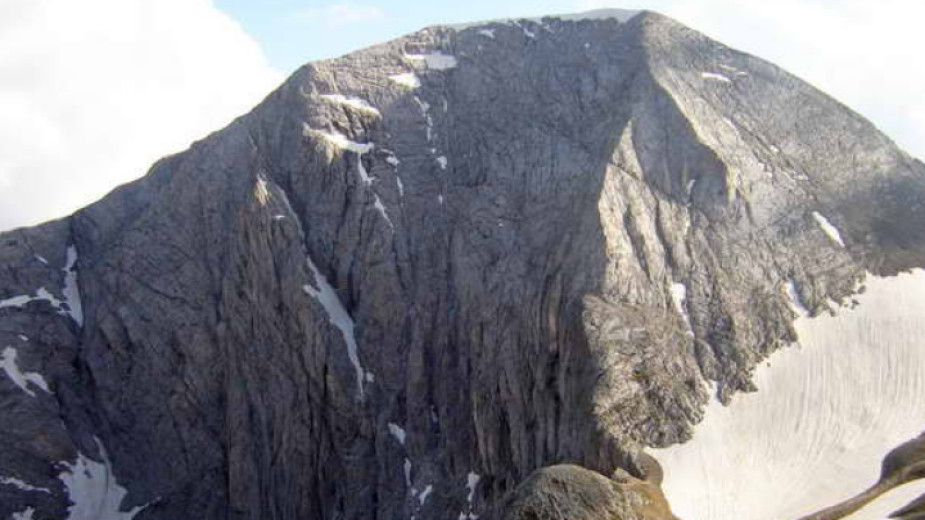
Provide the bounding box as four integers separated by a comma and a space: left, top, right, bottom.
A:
653, 269, 925, 520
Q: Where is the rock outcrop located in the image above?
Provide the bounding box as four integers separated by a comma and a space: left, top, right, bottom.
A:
1, 8, 923, 520
502, 457, 677, 520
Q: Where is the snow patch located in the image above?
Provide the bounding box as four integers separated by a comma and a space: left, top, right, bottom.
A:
303, 256, 367, 397
406, 53, 458, 70
653, 269, 925, 520
786, 280, 810, 317
669, 283, 693, 335
812, 211, 846, 247
319, 94, 381, 117
303, 124, 375, 185
12, 508, 36, 520
1, 347, 49, 397
303, 124, 374, 155
511, 21, 536, 39
458, 472, 481, 520
385, 156, 400, 167
436, 156, 448, 170
18, 335, 28, 342
1, 476, 51, 493
35, 255, 48, 265
701, 72, 732, 83
396, 177, 405, 197
404, 458, 413, 487
0, 294, 34, 309
61, 246, 83, 327
466, 472, 480, 503
59, 438, 147, 520
419, 484, 434, 505
0, 281, 77, 323
388, 423, 407, 445
478, 29, 495, 38
389, 72, 421, 89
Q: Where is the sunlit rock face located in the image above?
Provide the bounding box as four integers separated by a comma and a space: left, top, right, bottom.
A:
1, 9, 924, 520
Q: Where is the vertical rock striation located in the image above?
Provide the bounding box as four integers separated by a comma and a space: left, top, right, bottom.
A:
1, 9, 923, 520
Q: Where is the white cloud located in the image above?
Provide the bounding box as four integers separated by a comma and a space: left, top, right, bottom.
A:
576, 0, 925, 162
0, 0, 282, 231
294, 2, 385, 27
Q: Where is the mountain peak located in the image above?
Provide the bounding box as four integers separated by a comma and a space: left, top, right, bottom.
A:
443, 8, 648, 31
2, 11, 924, 520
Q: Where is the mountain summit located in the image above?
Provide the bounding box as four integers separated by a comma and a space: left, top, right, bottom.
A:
1, 11, 924, 520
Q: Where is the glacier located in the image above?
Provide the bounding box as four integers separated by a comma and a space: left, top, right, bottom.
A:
654, 270, 925, 520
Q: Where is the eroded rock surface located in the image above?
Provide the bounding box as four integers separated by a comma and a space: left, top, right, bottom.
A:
1, 9, 924, 520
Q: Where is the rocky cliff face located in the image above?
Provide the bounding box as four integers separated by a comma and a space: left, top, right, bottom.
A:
1, 9, 923, 520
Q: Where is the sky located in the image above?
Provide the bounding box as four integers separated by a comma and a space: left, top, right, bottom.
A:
1, 0, 924, 231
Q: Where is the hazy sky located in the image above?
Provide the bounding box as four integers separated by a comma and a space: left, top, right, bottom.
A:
1, 0, 923, 231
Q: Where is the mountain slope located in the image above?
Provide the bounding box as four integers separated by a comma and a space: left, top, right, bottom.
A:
1, 10, 923, 520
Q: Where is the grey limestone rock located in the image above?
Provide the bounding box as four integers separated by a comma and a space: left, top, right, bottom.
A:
1, 9, 923, 520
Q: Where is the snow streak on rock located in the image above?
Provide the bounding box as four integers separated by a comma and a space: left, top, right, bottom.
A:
0, 247, 83, 326
1, 476, 51, 493
319, 94, 381, 117
303, 256, 368, 397
653, 270, 925, 520
701, 72, 732, 83
388, 423, 407, 445
786, 280, 810, 317
458, 472, 481, 520
0, 347, 49, 397
61, 246, 84, 326
418, 484, 433, 505
812, 211, 846, 247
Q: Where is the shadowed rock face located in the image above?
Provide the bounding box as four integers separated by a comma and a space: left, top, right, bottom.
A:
1, 10, 924, 520
799, 432, 925, 520
893, 493, 925, 520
